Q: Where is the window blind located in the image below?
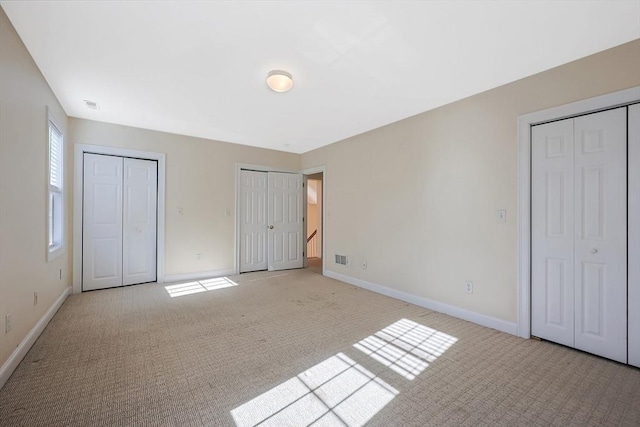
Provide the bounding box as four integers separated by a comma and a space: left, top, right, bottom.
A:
49, 121, 63, 190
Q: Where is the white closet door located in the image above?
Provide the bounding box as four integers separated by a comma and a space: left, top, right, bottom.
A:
268, 172, 303, 271
83, 154, 123, 291
628, 103, 640, 368
531, 118, 575, 347
240, 170, 268, 273
573, 108, 627, 363
122, 158, 157, 286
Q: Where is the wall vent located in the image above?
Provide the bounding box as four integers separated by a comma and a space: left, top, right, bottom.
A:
335, 254, 347, 265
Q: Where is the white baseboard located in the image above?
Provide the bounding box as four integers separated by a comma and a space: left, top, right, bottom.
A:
0, 286, 71, 390
324, 270, 518, 336
163, 268, 236, 284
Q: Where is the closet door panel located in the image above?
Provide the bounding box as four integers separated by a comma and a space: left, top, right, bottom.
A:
83, 154, 123, 291
123, 158, 158, 286
239, 170, 268, 273
573, 108, 627, 363
531, 118, 575, 347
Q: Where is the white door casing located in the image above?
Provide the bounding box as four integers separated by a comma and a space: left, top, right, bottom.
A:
531, 118, 575, 347
122, 158, 158, 286
268, 172, 304, 271
531, 108, 628, 364
628, 103, 640, 368
82, 154, 123, 291
239, 170, 268, 273
573, 108, 627, 363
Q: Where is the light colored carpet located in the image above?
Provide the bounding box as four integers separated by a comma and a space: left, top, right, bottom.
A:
307, 258, 322, 275
0, 268, 639, 426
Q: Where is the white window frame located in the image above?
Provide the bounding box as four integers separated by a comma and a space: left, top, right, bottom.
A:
47, 109, 64, 261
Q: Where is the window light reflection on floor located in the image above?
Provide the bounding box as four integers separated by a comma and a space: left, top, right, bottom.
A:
231, 352, 398, 427
164, 277, 238, 298
354, 318, 457, 380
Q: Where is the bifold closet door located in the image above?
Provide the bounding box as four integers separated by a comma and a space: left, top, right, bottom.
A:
239, 170, 304, 273
83, 154, 157, 291
532, 107, 627, 363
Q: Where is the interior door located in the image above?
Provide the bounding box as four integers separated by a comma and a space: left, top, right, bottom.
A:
531, 118, 575, 347
240, 170, 268, 273
122, 158, 157, 285
573, 108, 627, 363
268, 172, 304, 271
83, 153, 123, 291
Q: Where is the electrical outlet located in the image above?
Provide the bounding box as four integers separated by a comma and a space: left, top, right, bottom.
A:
497, 209, 506, 223
362, 261, 367, 269
465, 281, 473, 294
34, 291, 38, 306
225, 208, 231, 217
196, 253, 203, 261
5, 314, 10, 333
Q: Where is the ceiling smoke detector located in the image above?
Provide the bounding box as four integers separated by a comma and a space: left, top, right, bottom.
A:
83, 99, 100, 110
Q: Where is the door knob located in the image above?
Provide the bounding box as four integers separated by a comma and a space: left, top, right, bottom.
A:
591, 248, 598, 254
269, 225, 274, 229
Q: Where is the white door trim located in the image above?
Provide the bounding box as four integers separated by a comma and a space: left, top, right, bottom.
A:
73, 144, 166, 293
516, 86, 640, 338
302, 166, 326, 276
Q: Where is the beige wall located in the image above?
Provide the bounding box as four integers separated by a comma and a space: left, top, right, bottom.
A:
302, 39, 640, 323
0, 8, 71, 368
69, 118, 300, 277
1, 0, 638, 374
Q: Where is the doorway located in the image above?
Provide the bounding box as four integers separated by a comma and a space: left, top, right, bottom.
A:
306, 172, 323, 275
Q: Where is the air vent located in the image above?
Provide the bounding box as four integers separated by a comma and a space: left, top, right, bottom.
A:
83, 99, 100, 110
335, 254, 347, 266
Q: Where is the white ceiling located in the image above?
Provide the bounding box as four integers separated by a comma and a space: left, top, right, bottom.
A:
2, 1, 639, 154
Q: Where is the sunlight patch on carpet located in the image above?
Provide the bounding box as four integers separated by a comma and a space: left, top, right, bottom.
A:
164, 277, 238, 297
354, 318, 457, 380
231, 352, 398, 427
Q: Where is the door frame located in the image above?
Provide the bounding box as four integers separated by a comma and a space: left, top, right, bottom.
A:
516, 86, 640, 338
302, 166, 326, 276
73, 144, 166, 293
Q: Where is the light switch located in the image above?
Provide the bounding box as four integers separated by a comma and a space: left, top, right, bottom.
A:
497, 209, 506, 223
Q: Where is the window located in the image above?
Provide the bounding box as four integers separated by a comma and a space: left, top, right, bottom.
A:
48, 114, 64, 260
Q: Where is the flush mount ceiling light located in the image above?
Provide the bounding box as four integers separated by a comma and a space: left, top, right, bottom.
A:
266, 70, 293, 93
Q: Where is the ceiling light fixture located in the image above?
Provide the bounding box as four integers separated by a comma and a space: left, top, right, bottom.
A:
266, 70, 293, 93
